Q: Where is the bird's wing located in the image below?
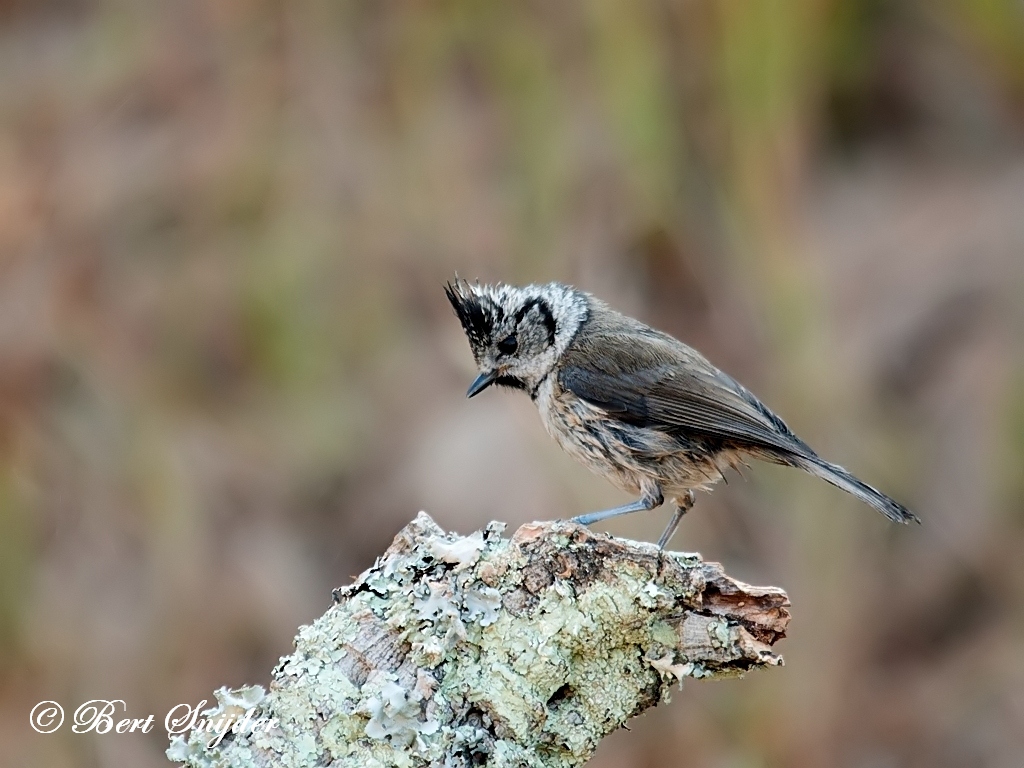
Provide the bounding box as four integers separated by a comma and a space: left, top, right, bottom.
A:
557, 329, 811, 457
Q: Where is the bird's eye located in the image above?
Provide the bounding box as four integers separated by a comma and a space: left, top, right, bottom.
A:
497, 334, 518, 355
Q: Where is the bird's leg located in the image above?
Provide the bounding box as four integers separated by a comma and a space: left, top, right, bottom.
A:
572, 488, 664, 526
656, 490, 695, 550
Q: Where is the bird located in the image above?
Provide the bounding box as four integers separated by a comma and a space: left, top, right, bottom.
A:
444, 279, 919, 549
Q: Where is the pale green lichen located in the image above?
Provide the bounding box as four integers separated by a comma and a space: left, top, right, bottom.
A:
361, 675, 440, 743
167, 513, 787, 767
427, 530, 486, 570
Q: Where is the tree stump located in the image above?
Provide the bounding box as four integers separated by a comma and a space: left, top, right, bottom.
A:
167, 512, 790, 767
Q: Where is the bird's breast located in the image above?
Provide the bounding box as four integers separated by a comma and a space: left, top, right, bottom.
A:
534, 374, 733, 495
534, 376, 657, 493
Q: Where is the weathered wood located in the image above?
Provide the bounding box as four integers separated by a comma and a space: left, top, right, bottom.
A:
167, 512, 789, 768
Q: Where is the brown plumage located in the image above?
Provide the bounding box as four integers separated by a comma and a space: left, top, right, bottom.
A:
446, 279, 919, 548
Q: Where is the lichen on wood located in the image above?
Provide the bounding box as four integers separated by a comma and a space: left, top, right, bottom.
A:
167, 512, 790, 767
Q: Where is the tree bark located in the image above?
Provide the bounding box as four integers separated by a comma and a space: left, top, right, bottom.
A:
167, 512, 790, 767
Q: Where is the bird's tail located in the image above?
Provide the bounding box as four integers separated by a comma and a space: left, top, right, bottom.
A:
791, 454, 920, 524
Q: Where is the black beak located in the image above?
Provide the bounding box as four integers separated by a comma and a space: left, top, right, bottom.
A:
466, 370, 498, 398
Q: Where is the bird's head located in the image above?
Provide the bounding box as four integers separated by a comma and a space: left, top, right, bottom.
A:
445, 279, 588, 397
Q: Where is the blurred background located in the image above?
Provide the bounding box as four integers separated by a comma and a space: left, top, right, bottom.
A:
1, 0, 1023, 766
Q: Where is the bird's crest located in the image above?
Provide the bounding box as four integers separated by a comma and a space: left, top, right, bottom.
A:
444, 279, 501, 349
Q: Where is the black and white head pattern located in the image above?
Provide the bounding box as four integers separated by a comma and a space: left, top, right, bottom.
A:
445, 279, 588, 396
